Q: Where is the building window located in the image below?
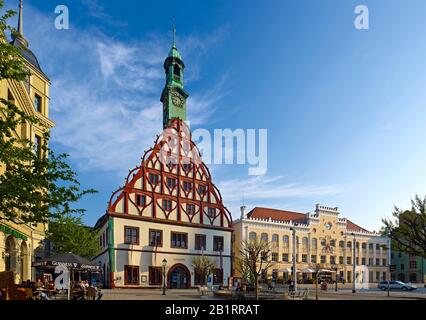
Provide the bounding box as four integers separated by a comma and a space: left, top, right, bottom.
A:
311, 255, 317, 263
166, 177, 177, 188
198, 185, 207, 194
347, 241, 352, 248
213, 236, 224, 252
272, 252, 278, 262
171, 232, 188, 248
347, 257, 352, 265
149, 266, 162, 285
207, 207, 216, 218
124, 266, 139, 285
339, 256, 344, 264
283, 235, 289, 247
183, 181, 193, 191
382, 259, 387, 267
368, 258, 373, 266
375, 258, 380, 266
182, 163, 192, 172
149, 229, 162, 247
124, 227, 139, 245
320, 255, 326, 264
339, 241, 344, 248
162, 199, 172, 211
261, 252, 268, 262
362, 243, 367, 249
321, 239, 326, 247
330, 256, 335, 264
302, 254, 308, 263
249, 232, 257, 241
282, 253, 289, 262
356, 258, 359, 265
311, 238, 317, 249
330, 240, 336, 247
195, 234, 206, 250
186, 204, 195, 215
362, 258, 366, 265
401, 264, 405, 270
302, 237, 308, 248
272, 234, 279, 246
34, 135, 42, 158
136, 195, 146, 207
376, 244, 381, 250
409, 261, 417, 269
261, 233, 268, 243
149, 173, 159, 185
213, 268, 223, 285
369, 243, 374, 250
34, 93, 42, 113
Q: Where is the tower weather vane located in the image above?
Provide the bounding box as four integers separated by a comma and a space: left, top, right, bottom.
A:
172, 17, 176, 48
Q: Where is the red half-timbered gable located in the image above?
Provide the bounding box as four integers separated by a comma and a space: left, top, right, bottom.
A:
108, 119, 232, 229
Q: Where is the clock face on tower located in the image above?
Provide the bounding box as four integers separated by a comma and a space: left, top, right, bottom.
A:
171, 92, 184, 108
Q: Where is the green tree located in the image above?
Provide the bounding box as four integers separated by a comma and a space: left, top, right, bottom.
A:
382, 195, 426, 259
191, 256, 216, 286
0, 1, 96, 226
46, 214, 99, 258
236, 238, 274, 300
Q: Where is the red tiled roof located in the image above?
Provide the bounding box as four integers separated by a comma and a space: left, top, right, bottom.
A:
247, 207, 371, 233
247, 207, 307, 223
346, 220, 369, 233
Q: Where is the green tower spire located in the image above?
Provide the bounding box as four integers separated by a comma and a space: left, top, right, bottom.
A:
161, 25, 189, 128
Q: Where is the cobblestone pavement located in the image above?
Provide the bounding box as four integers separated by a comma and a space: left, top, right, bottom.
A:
100, 287, 426, 300
101, 288, 220, 300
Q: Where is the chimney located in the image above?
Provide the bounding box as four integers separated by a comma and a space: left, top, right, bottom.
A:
240, 205, 246, 219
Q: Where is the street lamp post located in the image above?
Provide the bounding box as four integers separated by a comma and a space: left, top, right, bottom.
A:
334, 266, 338, 292
290, 224, 298, 292
352, 233, 356, 293
162, 258, 167, 295
387, 239, 391, 297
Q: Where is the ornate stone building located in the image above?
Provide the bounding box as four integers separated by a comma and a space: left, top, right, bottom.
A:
233, 205, 389, 285
93, 30, 233, 289
0, 1, 54, 283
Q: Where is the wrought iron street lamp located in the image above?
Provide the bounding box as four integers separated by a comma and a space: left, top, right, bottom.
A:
162, 258, 167, 295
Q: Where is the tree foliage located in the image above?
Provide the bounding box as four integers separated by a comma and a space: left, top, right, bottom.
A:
235, 238, 274, 300
46, 214, 99, 259
382, 195, 426, 259
191, 255, 216, 286
0, 1, 96, 225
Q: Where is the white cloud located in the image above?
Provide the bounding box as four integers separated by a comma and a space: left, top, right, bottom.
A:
23, 5, 228, 177
216, 175, 345, 219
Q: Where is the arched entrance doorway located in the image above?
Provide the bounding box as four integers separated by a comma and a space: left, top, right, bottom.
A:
5, 236, 16, 273
167, 264, 190, 289
20, 241, 28, 281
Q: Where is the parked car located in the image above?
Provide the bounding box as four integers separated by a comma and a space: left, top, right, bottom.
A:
377, 281, 417, 291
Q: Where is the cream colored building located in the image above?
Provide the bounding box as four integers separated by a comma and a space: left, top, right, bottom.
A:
233, 204, 389, 285
0, 2, 54, 283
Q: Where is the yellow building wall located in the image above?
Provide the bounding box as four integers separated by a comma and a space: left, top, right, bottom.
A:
0, 56, 54, 284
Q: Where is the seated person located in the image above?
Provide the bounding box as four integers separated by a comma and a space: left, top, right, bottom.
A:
35, 278, 45, 289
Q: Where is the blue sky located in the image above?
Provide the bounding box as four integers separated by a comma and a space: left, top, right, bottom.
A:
9, 0, 426, 231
